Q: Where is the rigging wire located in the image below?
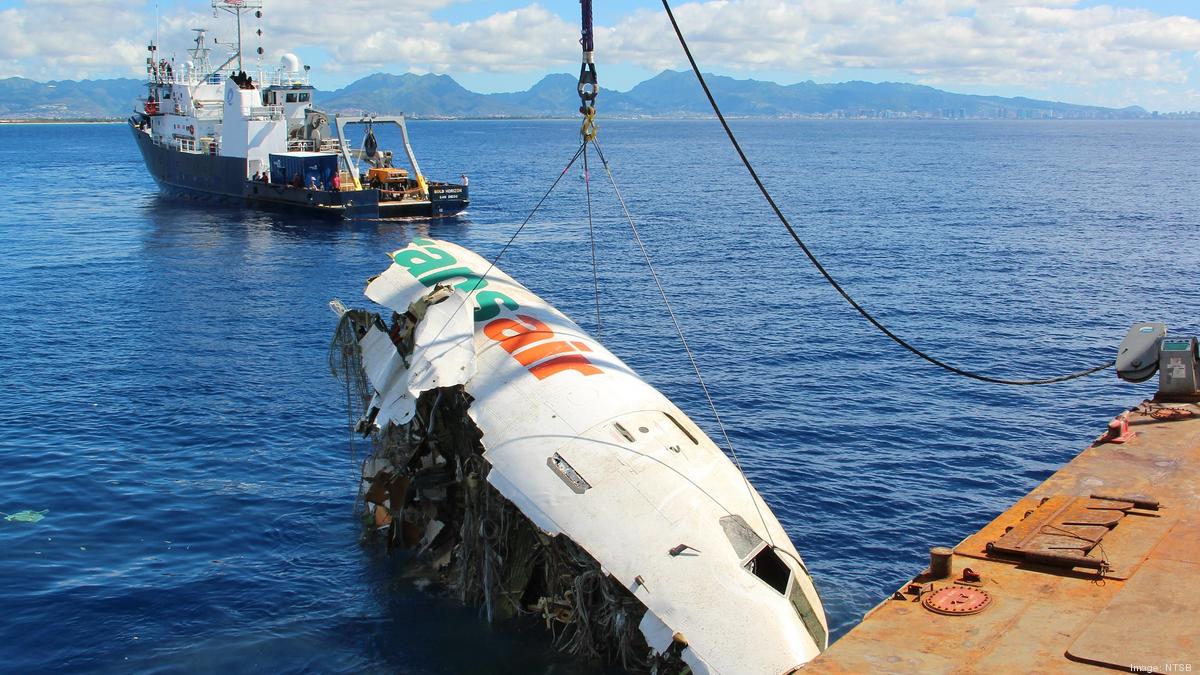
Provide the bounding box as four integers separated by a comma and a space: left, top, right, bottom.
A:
574, 2, 774, 541
583, 145, 603, 336
591, 139, 776, 547
578, 0, 601, 335
659, 0, 1115, 386
465, 141, 587, 290
422, 142, 588, 346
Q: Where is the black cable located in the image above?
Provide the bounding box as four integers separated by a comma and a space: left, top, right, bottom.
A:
659, 0, 1114, 386
580, 0, 594, 53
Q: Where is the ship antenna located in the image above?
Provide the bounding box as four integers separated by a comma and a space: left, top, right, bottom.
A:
254, 9, 263, 73
211, 0, 263, 72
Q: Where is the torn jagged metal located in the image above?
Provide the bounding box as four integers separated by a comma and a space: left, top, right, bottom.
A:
331, 238, 827, 674
328, 304, 377, 459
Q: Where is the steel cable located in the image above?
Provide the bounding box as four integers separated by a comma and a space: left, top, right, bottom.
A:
591, 139, 777, 547
421, 142, 588, 346
659, 0, 1114, 386
583, 145, 603, 335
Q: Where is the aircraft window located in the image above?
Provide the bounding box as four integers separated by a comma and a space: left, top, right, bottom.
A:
719, 514, 763, 560
789, 576, 827, 649
746, 545, 791, 595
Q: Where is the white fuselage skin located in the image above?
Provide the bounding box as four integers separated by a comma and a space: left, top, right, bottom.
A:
357, 238, 829, 674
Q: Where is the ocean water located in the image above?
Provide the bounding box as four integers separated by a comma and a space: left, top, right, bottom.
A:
0, 118, 1197, 673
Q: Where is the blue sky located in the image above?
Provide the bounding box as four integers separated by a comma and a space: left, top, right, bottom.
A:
2, 1, 1199, 112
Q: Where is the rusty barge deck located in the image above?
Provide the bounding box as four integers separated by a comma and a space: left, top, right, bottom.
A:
804, 399, 1200, 674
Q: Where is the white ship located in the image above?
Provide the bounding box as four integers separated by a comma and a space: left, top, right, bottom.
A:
129, 0, 468, 219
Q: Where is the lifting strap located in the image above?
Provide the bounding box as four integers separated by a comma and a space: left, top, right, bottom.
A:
578, 0, 598, 140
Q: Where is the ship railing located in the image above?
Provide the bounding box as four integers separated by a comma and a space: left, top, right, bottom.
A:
151, 70, 307, 89
247, 105, 285, 120
192, 106, 223, 121
285, 139, 343, 153
148, 73, 201, 87
263, 71, 310, 87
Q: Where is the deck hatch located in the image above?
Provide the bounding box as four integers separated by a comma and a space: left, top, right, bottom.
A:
984, 495, 1149, 571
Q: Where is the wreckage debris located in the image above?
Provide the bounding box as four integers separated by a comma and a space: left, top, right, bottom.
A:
330, 238, 827, 674
3, 510, 48, 523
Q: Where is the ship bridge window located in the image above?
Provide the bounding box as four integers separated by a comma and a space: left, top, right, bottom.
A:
286, 93, 298, 103
298, 92, 310, 102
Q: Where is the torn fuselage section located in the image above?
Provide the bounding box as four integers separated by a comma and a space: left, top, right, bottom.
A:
330, 238, 827, 674
329, 291, 678, 672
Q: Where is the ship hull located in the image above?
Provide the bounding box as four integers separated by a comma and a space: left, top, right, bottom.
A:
130, 121, 468, 219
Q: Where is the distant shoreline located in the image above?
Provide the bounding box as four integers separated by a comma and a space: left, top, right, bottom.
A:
0, 119, 124, 125
3, 116, 1197, 125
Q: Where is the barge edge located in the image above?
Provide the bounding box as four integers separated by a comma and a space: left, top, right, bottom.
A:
803, 399, 1200, 673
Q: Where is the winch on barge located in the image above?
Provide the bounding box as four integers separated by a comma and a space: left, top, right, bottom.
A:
128, 0, 468, 219
329, 238, 828, 674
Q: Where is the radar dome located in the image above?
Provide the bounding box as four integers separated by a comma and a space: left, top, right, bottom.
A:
280, 53, 301, 73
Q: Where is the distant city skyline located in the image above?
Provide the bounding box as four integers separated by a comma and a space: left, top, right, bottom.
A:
1, 0, 1199, 112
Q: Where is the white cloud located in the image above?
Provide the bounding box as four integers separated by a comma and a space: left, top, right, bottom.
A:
1, 0, 1198, 109
600, 1, 1200, 89
285, 4, 578, 73
0, 0, 150, 78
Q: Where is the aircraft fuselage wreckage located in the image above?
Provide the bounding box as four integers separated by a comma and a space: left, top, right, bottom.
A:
330, 238, 827, 674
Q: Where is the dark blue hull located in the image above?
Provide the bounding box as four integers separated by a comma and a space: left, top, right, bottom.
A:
129, 120, 469, 219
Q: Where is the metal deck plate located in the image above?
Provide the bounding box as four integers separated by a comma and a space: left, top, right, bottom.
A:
805, 402, 1200, 673
1067, 557, 1200, 668
922, 586, 992, 615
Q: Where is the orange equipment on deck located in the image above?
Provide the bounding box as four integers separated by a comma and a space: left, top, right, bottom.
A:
366, 167, 408, 184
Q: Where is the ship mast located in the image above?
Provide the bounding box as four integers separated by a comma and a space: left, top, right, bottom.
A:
190, 28, 213, 74
211, 0, 262, 72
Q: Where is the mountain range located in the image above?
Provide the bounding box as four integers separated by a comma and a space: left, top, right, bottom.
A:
0, 70, 1148, 121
